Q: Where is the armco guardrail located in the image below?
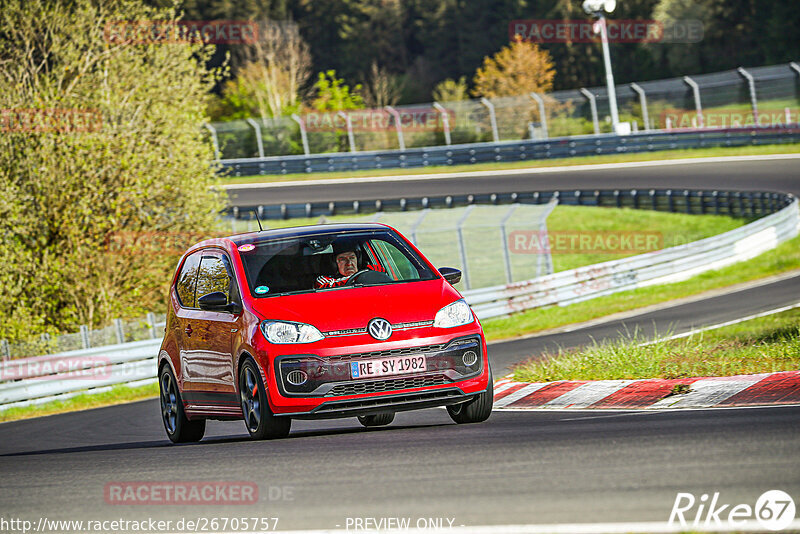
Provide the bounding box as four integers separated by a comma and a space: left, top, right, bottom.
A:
0, 339, 160, 410
463, 194, 799, 319
1, 190, 796, 410
220, 126, 800, 177
231, 187, 789, 221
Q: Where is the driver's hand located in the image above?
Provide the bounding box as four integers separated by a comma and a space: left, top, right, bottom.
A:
366, 264, 386, 273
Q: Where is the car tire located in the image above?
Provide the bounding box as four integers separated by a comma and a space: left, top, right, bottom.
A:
447, 373, 493, 424
357, 412, 395, 427
159, 364, 205, 443
239, 359, 291, 440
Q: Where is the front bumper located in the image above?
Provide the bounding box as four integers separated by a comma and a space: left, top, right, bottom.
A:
262, 331, 490, 416
284, 387, 479, 419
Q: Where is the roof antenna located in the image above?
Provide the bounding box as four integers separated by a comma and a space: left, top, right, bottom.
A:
254, 207, 263, 232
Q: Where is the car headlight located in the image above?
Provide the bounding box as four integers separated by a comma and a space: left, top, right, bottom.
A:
260, 321, 324, 344
433, 299, 473, 328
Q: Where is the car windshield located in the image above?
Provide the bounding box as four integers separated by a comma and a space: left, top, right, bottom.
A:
236, 229, 437, 297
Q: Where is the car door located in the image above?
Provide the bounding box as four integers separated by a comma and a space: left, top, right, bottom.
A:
183, 251, 238, 406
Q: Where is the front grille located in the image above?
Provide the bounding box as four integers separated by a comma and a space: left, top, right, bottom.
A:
325, 374, 447, 397
310, 388, 467, 416
326, 343, 446, 363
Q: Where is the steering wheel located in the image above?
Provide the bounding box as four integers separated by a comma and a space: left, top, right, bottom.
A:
345, 269, 371, 286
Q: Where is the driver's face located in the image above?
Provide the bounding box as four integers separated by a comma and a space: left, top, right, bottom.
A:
336, 251, 358, 276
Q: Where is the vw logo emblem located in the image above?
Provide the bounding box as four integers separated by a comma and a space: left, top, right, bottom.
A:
367, 318, 392, 340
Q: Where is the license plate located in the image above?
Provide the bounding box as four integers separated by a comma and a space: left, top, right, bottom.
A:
350, 356, 426, 379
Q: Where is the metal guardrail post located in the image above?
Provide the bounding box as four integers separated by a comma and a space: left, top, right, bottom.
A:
630, 83, 650, 131
245, 118, 265, 159
579, 88, 600, 135
737, 67, 759, 125
79, 325, 90, 349
203, 123, 220, 160
337, 111, 357, 152
683, 76, 704, 128
432, 102, 451, 145
290, 114, 310, 156
529, 93, 548, 139
385, 106, 406, 151
790, 62, 800, 77
499, 204, 520, 284
480, 98, 500, 143
456, 205, 476, 289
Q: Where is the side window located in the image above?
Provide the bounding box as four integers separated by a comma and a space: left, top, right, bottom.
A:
369, 240, 420, 281
176, 252, 201, 308
195, 255, 232, 304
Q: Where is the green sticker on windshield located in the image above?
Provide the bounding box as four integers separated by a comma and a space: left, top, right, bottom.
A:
254, 286, 269, 295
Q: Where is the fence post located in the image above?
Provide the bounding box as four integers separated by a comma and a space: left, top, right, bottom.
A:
630, 83, 650, 131
114, 318, 125, 345
409, 208, 430, 245
290, 114, 310, 156
539, 197, 558, 276
337, 111, 357, 152
579, 88, 600, 135
499, 204, 520, 284
385, 106, 406, 151
147, 312, 157, 339
529, 93, 548, 139
683, 76, 704, 128
1, 339, 9, 361
432, 102, 451, 145
245, 118, 265, 158
479, 98, 500, 143
203, 123, 220, 160
737, 67, 759, 125
456, 205, 476, 289
80, 325, 90, 349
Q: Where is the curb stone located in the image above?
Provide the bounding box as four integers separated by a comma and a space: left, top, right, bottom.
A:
492, 371, 800, 410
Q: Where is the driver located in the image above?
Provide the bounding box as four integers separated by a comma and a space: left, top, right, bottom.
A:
315, 241, 386, 289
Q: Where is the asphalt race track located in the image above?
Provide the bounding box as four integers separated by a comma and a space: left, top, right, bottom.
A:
1, 157, 798, 531
225, 156, 800, 206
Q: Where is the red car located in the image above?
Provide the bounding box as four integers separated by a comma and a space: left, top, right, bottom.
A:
158, 223, 492, 443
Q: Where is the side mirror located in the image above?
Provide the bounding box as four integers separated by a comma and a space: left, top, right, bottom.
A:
438, 267, 462, 285
198, 291, 230, 311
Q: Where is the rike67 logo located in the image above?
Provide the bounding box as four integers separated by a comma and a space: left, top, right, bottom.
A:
669, 490, 796, 531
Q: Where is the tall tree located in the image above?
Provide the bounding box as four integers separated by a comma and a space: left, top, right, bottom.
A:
0, 0, 222, 339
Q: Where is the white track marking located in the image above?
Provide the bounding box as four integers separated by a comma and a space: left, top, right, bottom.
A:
494, 382, 551, 408
203, 518, 800, 533
639, 301, 800, 346
221, 153, 800, 190
649, 377, 764, 409
540, 380, 634, 409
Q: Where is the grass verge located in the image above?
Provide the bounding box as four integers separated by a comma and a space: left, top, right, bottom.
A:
0, 381, 158, 423
512, 308, 800, 382
221, 143, 799, 185
482, 233, 800, 342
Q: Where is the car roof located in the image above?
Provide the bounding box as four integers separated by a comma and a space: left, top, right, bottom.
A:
227, 222, 392, 245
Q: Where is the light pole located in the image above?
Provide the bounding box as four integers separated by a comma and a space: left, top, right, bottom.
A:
583, 0, 620, 133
